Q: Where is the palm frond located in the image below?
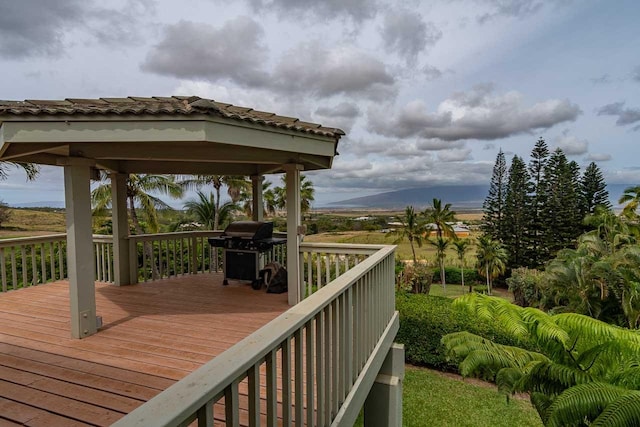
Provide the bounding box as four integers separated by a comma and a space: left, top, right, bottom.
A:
519, 360, 593, 397
496, 367, 523, 398
522, 307, 570, 348
608, 366, 640, 389
591, 391, 640, 426
546, 382, 630, 427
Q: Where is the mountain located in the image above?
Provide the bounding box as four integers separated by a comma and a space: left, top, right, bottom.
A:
11, 201, 66, 209
331, 184, 635, 209
330, 185, 490, 209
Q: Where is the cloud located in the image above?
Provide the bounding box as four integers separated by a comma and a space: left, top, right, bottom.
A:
585, 153, 612, 162
632, 66, 640, 83
590, 74, 611, 85
271, 42, 396, 100
597, 102, 640, 129
423, 65, 445, 81
314, 102, 361, 132
380, 10, 442, 64
0, 0, 153, 59
142, 18, 269, 87
438, 148, 473, 162
0, 0, 84, 58
476, 0, 546, 23
417, 139, 466, 151
246, 0, 380, 22
368, 84, 581, 141
555, 135, 588, 155
483, 143, 496, 150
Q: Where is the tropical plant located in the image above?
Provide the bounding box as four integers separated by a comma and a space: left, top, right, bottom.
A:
424, 198, 455, 239
389, 206, 424, 264
239, 180, 278, 218
92, 174, 183, 234
619, 185, 640, 219
476, 236, 507, 295
429, 236, 450, 291
442, 293, 640, 426
273, 174, 315, 214
0, 161, 39, 181
452, 239, 471, 290
179, 175, 249, 230
184, 191, 239, 230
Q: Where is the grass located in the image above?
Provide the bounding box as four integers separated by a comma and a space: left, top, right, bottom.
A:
356, 366, 542, 427
304, 230, 479, 262
0, 208, 66, 238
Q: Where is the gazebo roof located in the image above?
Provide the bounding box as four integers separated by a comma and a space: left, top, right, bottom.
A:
0, 96, 344, 175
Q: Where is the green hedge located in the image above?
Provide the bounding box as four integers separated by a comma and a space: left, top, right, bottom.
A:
395, 292, 530, 371
431, 267, 482, 285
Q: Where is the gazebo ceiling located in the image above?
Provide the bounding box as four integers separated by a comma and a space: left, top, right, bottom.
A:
0, 96, 344, 175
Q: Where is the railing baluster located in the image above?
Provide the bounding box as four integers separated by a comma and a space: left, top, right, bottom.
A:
224, 380, 240, 427
324, 305, 331, 424
331, 299, 339, 419
316, 311, 325, 427
58, 242, 64, 279
305, 320, 315, 427
294, 328, 304, 427
282, 337, 292, 426
49, 242, 55, 281
248, 363, 261, 427
1, 248, 6, 292
266, 349, 278, 427
11, 248, 17, 290
196, 400, 214, 427
40, 243, 46, 284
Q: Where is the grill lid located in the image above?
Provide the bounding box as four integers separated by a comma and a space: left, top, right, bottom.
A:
222, 221, 274, 240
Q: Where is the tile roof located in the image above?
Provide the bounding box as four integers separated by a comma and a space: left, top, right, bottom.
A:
0, 96, 345, 138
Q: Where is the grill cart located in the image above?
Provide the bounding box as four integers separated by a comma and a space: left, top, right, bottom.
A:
208, 221, 286, 286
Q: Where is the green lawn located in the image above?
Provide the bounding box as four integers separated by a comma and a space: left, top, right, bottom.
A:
357, 366, 542, 426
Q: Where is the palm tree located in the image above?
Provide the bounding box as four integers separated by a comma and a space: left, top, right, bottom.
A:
179, 175, 249, 230
0, 161, 39, 181
476, 235, 507, 295
429, 236, 450, 292
184, 192, 239, 230
619, 185, 640, 219
453, 239, 471, 290
239, 180, 278, 218
423, 198, 456, 239
273, 175, 315, 214
92, 174, 183, 279
443, 294, 640, 426
389, 206, 424, 264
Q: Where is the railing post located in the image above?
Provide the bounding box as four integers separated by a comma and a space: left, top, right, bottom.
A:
129, 239, 139, 284
190, 236, 198, 274
111, 172, 131, 286
363, 343, 404, 427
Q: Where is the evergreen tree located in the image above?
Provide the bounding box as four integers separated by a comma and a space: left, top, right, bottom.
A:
580, 162, 611, 217
527, 138, 550, 267
482, 149, 507, 242
542, 149, 581, 256
503, 155, 531, 269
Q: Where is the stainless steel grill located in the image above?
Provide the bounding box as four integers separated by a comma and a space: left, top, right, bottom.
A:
208, 221, 286, 286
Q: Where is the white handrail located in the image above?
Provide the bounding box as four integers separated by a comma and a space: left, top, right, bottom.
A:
113, 244, 397, 427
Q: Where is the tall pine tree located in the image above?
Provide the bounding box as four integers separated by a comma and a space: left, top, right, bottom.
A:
580, 162, 611, 217
527, 138, 550, 267
482, 149, 507, 242
503, 155, 531, 269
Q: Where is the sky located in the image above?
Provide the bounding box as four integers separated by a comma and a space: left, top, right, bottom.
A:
0, 0, 639, 207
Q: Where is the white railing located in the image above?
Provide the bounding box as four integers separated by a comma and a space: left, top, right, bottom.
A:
128, 231, 287, 282
0, 234, 116, 291
113, 244, 397, 427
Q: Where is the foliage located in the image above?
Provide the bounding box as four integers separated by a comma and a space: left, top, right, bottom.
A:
273, 174, 315, 214
424, 198, 456, 239
184, 191, 239, 230
580, 162, 611, 217
507, 267, 544, 307
527, 137, 551, 267
482, 149, 507, 242
0, 200, 11, 228
429, 236, 451, 290
396, 293, 526, 371
619, 185, 640, 219
452, 238, 472, 289
503, 155, 531, 268
442, 294, 640, 426
389, 206, 425, 264
476, 235, 507, 294
397, 261, 434, 294
0, 161, 39, 181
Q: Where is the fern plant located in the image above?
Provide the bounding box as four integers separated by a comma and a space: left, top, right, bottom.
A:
442, 294, 640, 426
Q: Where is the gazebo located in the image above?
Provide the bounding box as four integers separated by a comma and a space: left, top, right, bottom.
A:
0, 96, 344, 339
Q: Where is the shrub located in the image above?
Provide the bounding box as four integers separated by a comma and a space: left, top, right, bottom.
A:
397, 262, 434, 294
506, 267, 544, 307
395, 292, 529, 371
0, 200, 11, 228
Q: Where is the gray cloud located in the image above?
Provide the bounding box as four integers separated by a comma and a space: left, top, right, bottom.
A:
247, 0, 379, 22
632, 66, 640, 83
368, 85, 581, 141
0, 0, 153, 59
423, 65, 445, 81
585, 153, 612, 162
597, 102, 640, 128
476, 0, 545, 23
0, 0, 84, 58
380, 10, 442, 64
591, 74, 612, 85
483, 143, 496, 150
314, 103, 362, 132
271, 42, 396, 100
438, 148, 473, 162
556, 135, 588, 155
417, 139, 466, 151
142, 18, 268, 87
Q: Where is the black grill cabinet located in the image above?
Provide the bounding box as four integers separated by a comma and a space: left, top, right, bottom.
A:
208, 221, 286, 286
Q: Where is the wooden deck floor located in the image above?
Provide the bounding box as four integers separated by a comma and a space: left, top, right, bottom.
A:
0, 274, 289, 426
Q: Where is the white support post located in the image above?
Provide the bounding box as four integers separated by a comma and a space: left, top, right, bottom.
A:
284, 164, 303, 305
251, 175, 264, 222
61, 158, 98, 338
111, 172, 131, 286
364, 343, 405, 427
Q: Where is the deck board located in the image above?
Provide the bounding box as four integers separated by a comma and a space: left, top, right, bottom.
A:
0, 274, 289, 426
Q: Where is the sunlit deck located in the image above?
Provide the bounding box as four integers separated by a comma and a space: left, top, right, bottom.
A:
0, 274, 289, 426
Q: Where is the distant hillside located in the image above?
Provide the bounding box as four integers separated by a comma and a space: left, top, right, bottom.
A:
11, 201, 65, 209
332, 184, 634, 209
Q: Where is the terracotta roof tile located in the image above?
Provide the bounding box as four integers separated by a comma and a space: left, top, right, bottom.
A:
0, 96, 344, 138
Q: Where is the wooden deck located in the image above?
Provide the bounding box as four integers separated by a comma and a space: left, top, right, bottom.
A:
0, 274, 289, 426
